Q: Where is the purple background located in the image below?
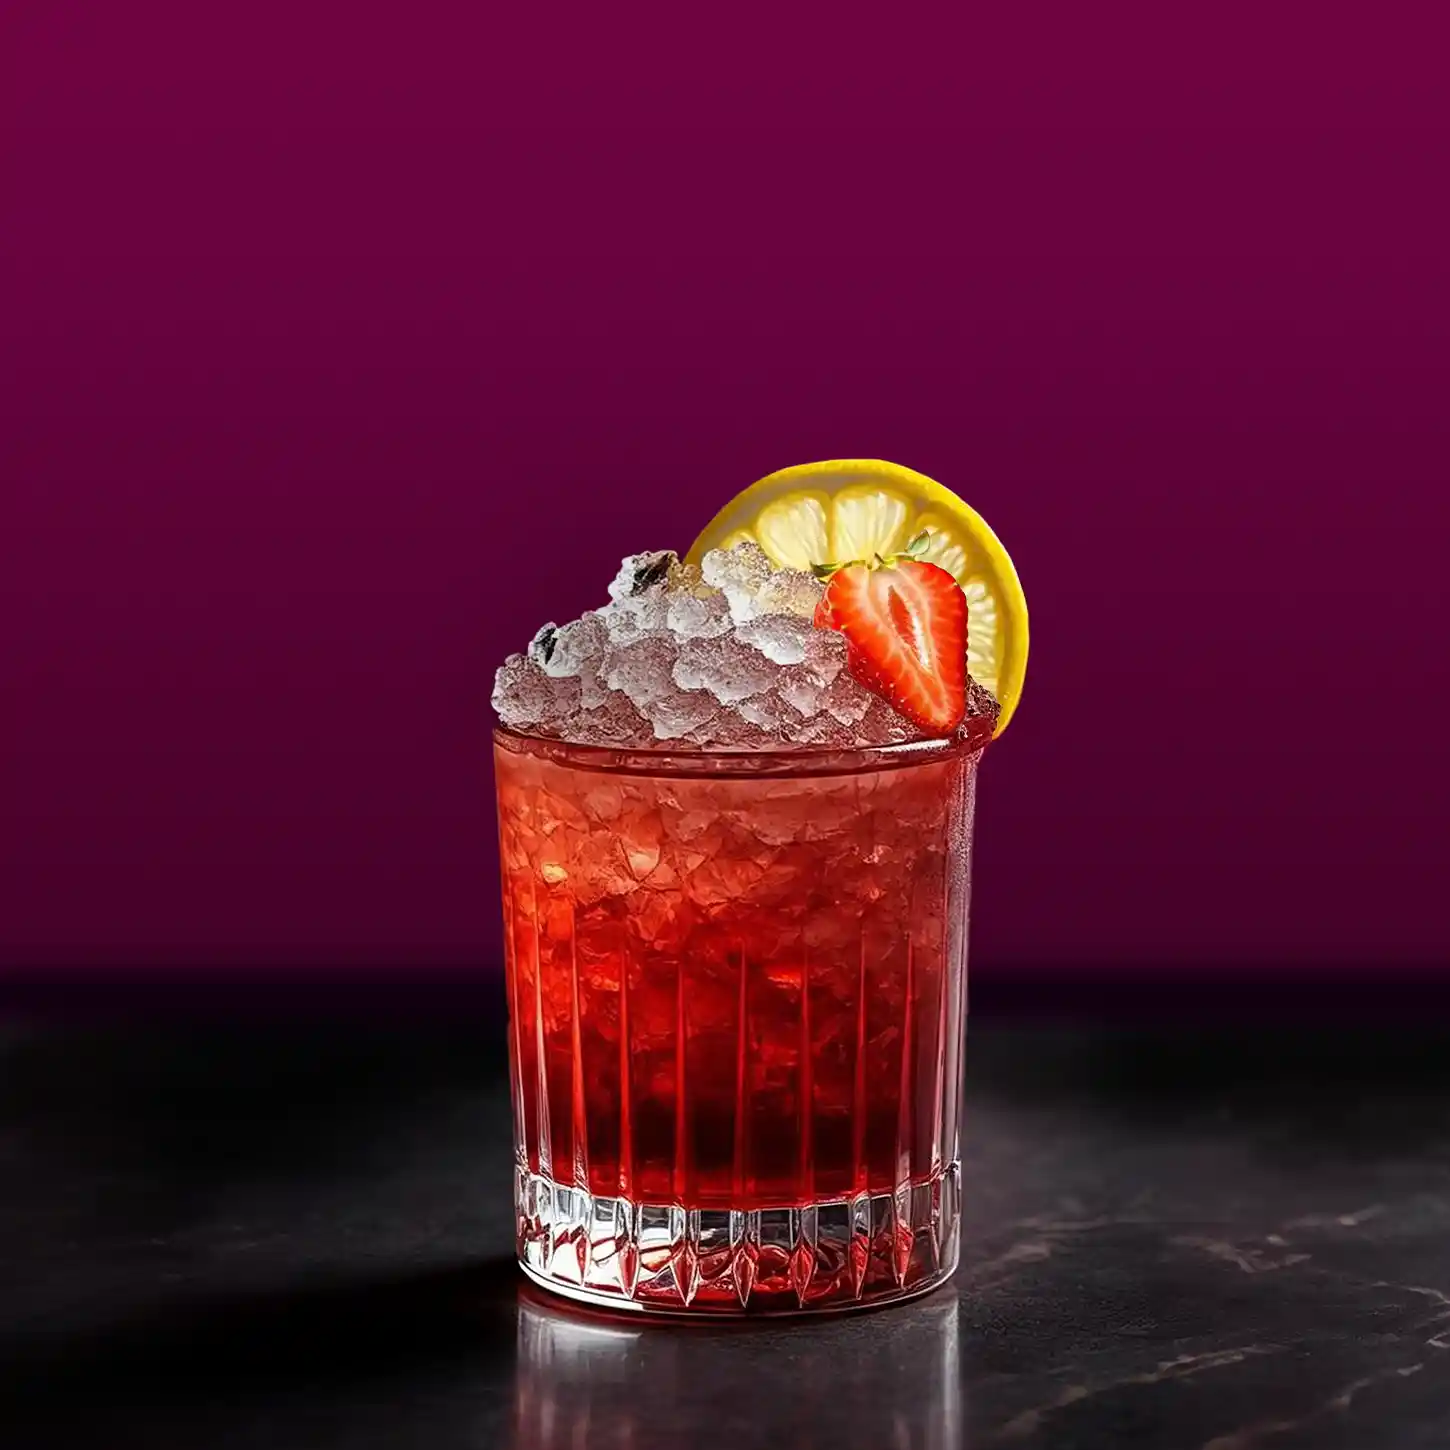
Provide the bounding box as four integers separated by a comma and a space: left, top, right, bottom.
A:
3, 10, 1448, 974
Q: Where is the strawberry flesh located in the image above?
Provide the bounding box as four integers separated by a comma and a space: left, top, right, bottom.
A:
815, 559, 968, 734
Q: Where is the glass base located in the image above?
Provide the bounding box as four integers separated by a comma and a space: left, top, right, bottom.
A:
515, 1162, 961, 1315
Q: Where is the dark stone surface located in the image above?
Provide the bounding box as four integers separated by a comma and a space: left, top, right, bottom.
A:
4, 1012, 1450, 1447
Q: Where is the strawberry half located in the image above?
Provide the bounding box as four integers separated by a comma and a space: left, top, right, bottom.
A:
814, 555, 968, 735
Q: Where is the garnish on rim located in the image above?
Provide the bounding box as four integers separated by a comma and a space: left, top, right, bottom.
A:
812, 530, 970, 736
683, 460, 1029, 735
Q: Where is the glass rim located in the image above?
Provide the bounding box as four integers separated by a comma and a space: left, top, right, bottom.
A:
492, 719, 991, 779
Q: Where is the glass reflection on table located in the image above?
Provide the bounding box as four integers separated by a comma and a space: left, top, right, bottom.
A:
511, 1286, 962, 1450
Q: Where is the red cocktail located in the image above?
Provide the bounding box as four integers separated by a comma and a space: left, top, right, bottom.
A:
495, 721, 987, 1313
491, 459, 1030, 1312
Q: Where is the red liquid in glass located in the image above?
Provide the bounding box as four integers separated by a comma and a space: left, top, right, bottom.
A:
495, 729, 982, 1310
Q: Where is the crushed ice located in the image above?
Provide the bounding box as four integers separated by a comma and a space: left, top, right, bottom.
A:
493, 541, 992, 749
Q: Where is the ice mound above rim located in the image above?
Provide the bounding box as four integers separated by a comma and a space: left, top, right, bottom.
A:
491, 541, 996, 750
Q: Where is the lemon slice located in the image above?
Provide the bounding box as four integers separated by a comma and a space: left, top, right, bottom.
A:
686, 459, 1029, 735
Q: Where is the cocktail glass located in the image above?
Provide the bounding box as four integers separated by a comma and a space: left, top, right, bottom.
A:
494, 720, 988, 1314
